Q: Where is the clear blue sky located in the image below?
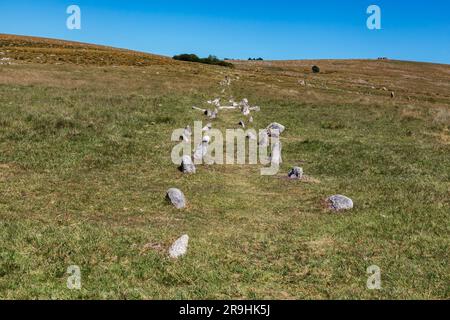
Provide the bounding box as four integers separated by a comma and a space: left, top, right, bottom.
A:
1, 0, 449, 64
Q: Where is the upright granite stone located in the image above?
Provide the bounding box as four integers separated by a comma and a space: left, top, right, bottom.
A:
267, 122, 286, 134
168, 234, 189, 259
166, 188, 186, 209
180, 155, 196, 174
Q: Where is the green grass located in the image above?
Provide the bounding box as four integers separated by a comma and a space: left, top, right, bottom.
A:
0, 59, 449, 299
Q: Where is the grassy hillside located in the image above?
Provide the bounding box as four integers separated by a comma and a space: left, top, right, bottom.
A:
0, 35, 449, 299
0, 34, 176, 66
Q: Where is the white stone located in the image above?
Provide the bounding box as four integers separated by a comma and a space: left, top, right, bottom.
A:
180, 155, 196, 174
166, 188, 186, 209
168, 234, 189, 259
328, 195, 354, 211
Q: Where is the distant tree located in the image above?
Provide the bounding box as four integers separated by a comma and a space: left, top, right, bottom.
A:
173, 53, 233, 68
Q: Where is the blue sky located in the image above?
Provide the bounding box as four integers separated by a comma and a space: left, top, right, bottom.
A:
0, 0, 449, 64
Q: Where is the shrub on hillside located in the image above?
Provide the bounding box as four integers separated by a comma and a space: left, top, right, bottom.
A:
173, 54, 233, 68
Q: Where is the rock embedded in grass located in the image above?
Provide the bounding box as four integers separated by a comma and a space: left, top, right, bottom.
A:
267, 122, 285, 134
166, 188, 186, 209
288, 167, 303, 179
180, 155, 196, 174
327, 195, 353, 211
168, 234, 189, 259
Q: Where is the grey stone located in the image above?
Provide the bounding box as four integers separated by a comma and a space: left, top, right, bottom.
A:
180, 126, 192, 142
168, 234, 189, 258
246, 132, 257, 141
238, 120, 245, 128
259, 130, 269, 147
180, 155, 196, 174
202, 123, 212, 132
270, 141, 282, 165
193, 136, 210, 161
166, 188, 186, 209
259, 130, 270, 147
288, 167, 303, 179
267, 122, 285, 134
328, 195, 353, 211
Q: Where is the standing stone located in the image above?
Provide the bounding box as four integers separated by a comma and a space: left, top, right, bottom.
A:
209, 109, 218, 119
180, 155, 196, 174
327, 195, 353, 211
193, 136, 210, 161
267, 122, 286, 134
180, 126, 192, 143
166, 188, 186, 209
168, 234, 189, 259
288, 167, 303, 179
271, 141, 282, 165
259, 130, 270, 147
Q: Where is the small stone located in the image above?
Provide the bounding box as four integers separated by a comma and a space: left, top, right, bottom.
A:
246, 132, 257, 140
327, 195, 353, 211
193, 137, 210, 161
288, 167, 303, 179
168, 234, 189, 259
391, 91, 395, 98
249, 116, 254, 123
270, 141, 282, 165
202, 123, 212, 132
209, 109, 218, 119
180, 155, 196, 174
259, 130, 270, 147
180, 126, 192, 142
267, 122, 285, 134
166, 188, 186, 209
238, 120, 245, 128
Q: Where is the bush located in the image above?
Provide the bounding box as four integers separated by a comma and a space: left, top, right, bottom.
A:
312, 65, 320, 73
173, 54, 233, 68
